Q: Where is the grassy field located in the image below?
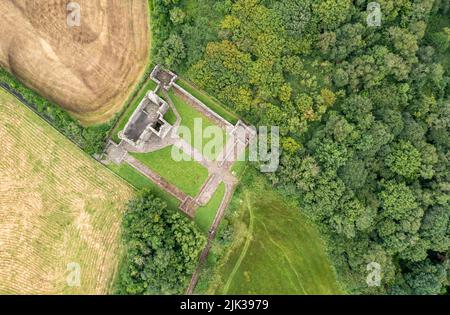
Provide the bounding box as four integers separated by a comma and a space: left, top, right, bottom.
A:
0, 89, 133, 294
168, 90, 227, 161
0, 0, 150, 124
131, 146, 209, 197
111, 80, 158, 143
106, 163, 180, 211
206, 172, 343, 295
177, 79, 239, 124
230, 148, 250, 178
195, 182, 225, 233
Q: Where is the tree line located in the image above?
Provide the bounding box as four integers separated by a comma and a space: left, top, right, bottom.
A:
158, 0, 449, 294
0, 68, 111, 154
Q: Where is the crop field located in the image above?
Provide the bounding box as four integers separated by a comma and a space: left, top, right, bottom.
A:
131, 146, 209, 197
0, 89, 133, 294
206, 173, 343, 295
0, 0, 150, 124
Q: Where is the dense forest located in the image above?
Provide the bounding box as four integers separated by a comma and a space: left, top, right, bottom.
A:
116, 191, 205, 294
152, 0, 449, 294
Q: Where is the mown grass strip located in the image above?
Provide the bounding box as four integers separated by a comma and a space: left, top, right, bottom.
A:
106, 162, 180, 210
195, 183, 226, 233
176, 78, 239, 125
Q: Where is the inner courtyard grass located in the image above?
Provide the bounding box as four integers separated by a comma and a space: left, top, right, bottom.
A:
131, 146, 209, 197
168, 90, 227, 161
156, 91, 178, 125
195, 182, 225, 233
164, 107, 177, 125
205, 171, 343, 295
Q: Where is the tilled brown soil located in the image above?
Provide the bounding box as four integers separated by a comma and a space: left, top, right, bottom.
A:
0, 0, 150, 124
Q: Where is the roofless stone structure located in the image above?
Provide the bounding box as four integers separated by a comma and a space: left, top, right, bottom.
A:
119, 90, 172, 149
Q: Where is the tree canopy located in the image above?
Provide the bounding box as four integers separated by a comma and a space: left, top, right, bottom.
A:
153, 0, 450, 295
116, 191, 206, 295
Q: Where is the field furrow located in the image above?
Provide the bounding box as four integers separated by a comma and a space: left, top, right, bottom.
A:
0, 89, 132, 294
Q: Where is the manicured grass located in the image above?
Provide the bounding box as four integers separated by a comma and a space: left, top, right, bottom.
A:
157, 89, 177, 125
107, 163, 180, 210
131, 146, 209, 197
206, 172, 343, 295
164, 107, 177, 125
168, 90, 227, 161
157, 93, 177, 125
111, 80, 158, 143
195, 183, 225, 233
177, 78, 239, 125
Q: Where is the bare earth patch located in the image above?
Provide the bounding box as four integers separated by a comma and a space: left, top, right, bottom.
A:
0, 89, 133, 294
0, 0, 150, 124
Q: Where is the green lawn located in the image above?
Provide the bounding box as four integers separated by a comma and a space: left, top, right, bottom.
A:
131, 146, 209, 197
195, 183, 225, 233
164, 108, 177, 125
177, 79, 239, 125
156, 92, 177, 125
168, 90, 227, 161
107, 163, 180, 210
111, 80, 158, 143
207, 172, 343, 295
